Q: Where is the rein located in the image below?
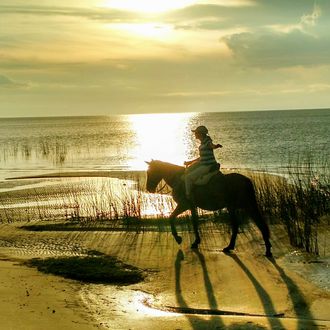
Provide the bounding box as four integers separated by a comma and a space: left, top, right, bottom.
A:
156, 180, 171, 194
148, 160, 185, 194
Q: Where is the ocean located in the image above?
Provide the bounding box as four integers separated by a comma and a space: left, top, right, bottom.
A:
0, 109, 329, 180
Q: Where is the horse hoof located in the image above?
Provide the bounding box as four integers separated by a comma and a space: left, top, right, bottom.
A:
175, 236, 182, 244
222, 247, 233, 253
266, 251, 273, 258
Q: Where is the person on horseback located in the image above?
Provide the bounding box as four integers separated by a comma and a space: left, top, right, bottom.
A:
184, 125, 222, 201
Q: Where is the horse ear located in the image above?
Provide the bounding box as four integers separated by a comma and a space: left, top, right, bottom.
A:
145, 161, 151, 165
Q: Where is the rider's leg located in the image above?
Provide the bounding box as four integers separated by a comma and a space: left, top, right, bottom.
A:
185, 164, 210, 200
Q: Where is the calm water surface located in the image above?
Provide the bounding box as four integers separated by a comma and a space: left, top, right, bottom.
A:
0, 109, 329, 180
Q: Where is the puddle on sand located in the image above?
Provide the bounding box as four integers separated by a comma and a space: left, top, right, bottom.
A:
283, 251, 330, 291
80, 285, 176, 328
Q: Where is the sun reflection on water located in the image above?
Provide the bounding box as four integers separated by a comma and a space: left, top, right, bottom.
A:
128, 112, 197, 169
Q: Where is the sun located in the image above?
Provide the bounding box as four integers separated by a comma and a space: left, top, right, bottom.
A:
102, 0, 195, 14
127, 113, 196, 169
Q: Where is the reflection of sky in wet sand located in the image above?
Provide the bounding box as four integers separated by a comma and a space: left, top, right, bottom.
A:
0, 177, 175, 218
283, 251, 330, 292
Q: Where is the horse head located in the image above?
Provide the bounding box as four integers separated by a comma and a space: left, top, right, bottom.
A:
145, 160, 164, 193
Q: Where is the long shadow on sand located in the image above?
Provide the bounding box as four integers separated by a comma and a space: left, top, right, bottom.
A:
174, 250, 268, 330
226, 254, 285, 330
227, 254, 318, 330
268, 257, 318, 329
175, 250, 225, 330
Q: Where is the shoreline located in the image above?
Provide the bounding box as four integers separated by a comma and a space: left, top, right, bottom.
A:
3, 166, 284, 182
4, 170, 146, 181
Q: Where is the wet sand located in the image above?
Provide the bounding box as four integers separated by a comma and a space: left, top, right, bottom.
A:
0, 221, 329, 330
0, 172, 329, 329
0, 258, 94, 330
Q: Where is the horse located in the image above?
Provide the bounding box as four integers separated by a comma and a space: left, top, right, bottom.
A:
145, 160, 272, 257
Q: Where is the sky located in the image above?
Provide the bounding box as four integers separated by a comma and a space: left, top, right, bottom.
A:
1, 0, 330, 117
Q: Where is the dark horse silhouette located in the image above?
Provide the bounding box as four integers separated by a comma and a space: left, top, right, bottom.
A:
146, 160, 272, 257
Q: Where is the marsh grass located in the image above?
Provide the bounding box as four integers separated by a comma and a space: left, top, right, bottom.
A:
1, 139, 69, 165
1, 153, 329, 255
0, 176, 177, 225
252, 153, 329, 254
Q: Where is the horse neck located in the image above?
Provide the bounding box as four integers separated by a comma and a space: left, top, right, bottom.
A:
158, 162, 184, 188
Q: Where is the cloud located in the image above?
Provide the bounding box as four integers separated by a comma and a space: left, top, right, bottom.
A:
223, 3, 330, 68
225, 30, 330, 68
301, 4, 321, 27
0, 74, 28, 88
0, 4, 141, 25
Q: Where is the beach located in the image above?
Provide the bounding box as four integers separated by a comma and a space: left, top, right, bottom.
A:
0, 221, 329, 329
0, 110, 329, 329
2, 0, 330, 327
0, 171, 329, 329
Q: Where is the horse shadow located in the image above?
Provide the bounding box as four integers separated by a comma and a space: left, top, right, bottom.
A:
175, 249, 224, 330
175, 250, 268, 330
226, 254, 318, 330
225, 254, 285, 330
267, 257, 318, 329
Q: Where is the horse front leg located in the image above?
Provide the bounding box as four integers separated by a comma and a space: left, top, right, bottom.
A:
190, 208, 201, 249
169, 204, 188, 245
223, 208, 239, 253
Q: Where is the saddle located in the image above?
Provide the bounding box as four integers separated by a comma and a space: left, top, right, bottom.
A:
195, 163, 220, 185
182, 163, 221, 186
194, 171, 218, 185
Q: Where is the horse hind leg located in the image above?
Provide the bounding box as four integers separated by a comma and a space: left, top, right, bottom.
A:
250, 206, 272, 257
223, 208, 239, 253
190, 208, 201, 249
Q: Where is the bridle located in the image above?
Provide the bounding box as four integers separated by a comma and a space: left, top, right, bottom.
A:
146, 160, 183, 194
155, 180, 171, 194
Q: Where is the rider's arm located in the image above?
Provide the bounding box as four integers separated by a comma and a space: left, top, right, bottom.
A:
211, 142, 222, 149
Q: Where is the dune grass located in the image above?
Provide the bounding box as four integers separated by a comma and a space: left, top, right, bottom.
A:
1, 153, 329, 255
252, 153, 329, 254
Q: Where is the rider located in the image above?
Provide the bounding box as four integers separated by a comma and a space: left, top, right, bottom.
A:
184, 125, 222, 201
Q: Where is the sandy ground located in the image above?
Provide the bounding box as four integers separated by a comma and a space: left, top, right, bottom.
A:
0, 173, 329, 329
0, 221, 329, 330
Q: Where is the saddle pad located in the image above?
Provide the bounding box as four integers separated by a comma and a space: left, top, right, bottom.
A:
194, 170, 219, 185
181, 170, 219, 186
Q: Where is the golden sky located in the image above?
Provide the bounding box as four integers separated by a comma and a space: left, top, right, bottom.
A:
0, 0, 330, 116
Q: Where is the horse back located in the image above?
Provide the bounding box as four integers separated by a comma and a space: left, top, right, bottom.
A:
222, 172, 257, 208
193, 172, 256, 210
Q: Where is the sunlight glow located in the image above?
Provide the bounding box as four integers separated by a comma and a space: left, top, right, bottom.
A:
101, 0, 256, 13
108, 22, 174, 39
128, 113, 196, 169
102, 0, 195, 13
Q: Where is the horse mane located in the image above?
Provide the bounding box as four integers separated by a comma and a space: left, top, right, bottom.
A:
150, 160, 185, 174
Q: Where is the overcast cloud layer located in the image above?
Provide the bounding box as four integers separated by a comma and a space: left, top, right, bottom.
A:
0, 0, 329, 116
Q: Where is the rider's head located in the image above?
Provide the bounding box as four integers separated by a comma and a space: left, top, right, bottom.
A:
192, 125, 208, 138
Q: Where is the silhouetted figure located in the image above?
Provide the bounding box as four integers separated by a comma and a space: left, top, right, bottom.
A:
184, 125, 222, 201
146, 160, 272, 257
